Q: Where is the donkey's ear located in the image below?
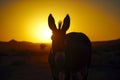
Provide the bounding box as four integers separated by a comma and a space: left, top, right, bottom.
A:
62, 14, 70, 31
48, 14, 57, 31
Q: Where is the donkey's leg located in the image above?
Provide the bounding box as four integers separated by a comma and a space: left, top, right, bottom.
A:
71, 71, 81, 80
51, 68, 59, 80
64, 70, 70, 80
80, 65, 89, 80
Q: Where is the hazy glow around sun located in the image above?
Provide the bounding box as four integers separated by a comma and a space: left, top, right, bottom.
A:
27, 19, 52, 43
1, 1, 120, 43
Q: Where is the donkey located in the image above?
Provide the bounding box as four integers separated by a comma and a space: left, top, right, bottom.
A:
48, 14, 92, 80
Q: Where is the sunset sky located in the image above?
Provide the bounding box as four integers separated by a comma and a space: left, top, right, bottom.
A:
0, 0, 120, 43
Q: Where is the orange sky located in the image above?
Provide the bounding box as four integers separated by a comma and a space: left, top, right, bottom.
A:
0, 0, 120, 43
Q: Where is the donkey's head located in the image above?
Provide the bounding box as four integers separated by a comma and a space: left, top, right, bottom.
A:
48, 14, 70, 52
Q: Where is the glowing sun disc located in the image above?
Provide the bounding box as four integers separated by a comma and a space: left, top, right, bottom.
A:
29, 22, 52, 43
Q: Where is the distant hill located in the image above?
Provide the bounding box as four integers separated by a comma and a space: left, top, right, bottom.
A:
0, 39, 120, 52
0, 39, 120, 66
0, 40, 51, 56
0, 40, 39, 51
92, 39, 120, 52
92, 39, 120, 47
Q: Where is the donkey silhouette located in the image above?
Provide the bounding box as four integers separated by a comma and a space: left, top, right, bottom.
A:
48, 14, 92, 80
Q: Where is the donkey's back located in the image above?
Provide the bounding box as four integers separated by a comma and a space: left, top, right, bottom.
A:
65, 32, 91, 71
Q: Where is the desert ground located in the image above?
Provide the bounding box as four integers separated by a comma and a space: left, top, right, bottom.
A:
0, 39, 120, 80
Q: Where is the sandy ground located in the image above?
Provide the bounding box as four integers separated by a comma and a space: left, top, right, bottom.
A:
0, 54, 120, 80
1, 63, 120, 80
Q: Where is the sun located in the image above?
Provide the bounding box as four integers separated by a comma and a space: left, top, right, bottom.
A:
28, 21, 52, 43
34, 27, 52, 43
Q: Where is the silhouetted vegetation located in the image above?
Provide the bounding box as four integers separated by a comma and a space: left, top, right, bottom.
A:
40, 43, 47, 50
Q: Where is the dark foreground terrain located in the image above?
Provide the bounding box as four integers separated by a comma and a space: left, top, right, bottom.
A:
1, 61, 120, 80
0, 63, 51, 80
0, 39, 120, 80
